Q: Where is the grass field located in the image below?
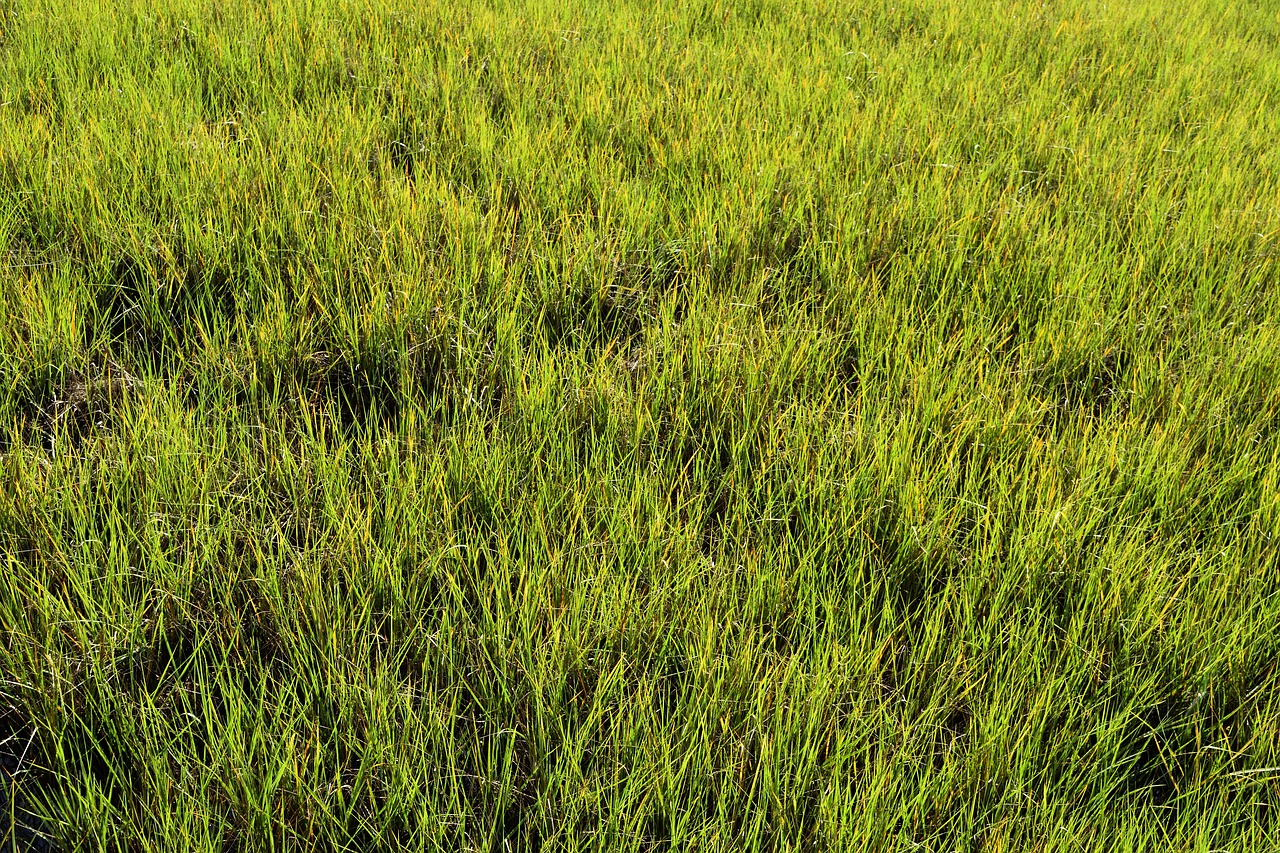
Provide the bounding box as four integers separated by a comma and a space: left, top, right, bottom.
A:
2, 0, 1280, 849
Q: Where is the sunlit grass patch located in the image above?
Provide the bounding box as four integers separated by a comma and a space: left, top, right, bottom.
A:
2, 0, 1280, 849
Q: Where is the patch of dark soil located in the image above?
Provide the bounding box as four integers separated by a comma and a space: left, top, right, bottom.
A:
835, 342, 861, 395
540, 282, 647, 353
304, 350, 403, 432
0, 707, 58, 852
93, 250, 239, 372
378, 115, 490, 195
241, 329, 453, 435
16, 361, 138, 450
1034, 348, 1132, 426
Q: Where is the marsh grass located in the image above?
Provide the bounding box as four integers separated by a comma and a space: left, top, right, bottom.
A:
2, 0, 1280, 849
